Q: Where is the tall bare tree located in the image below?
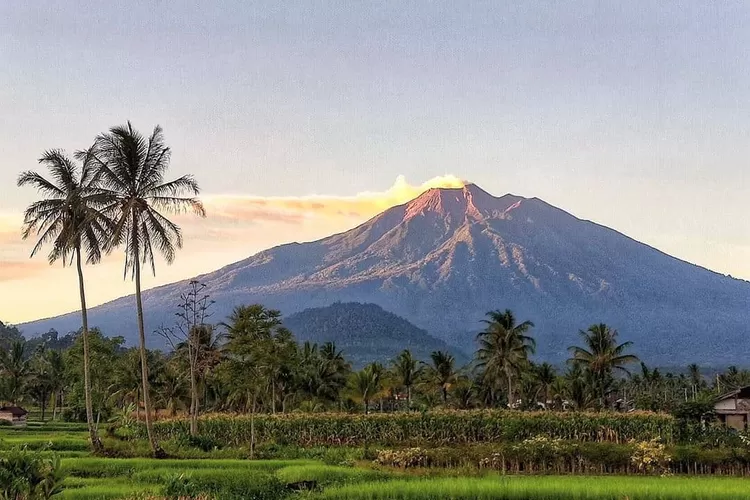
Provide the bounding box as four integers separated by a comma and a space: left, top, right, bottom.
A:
92, 122, 205, 456
156, 280, 214, 436
18, 149, 111, 452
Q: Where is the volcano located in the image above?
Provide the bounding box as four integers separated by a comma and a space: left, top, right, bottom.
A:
18, 184, 750, 364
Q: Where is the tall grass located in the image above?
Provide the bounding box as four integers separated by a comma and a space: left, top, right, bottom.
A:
275, 464, 389, 487
60, 479, 159, 500
61, 457, 317, 478
317, 475, 750, 500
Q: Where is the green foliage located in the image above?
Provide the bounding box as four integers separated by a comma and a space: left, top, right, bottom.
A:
275, 464, 387, 487
162, 470, 284, 500
673, 400, 716, 423
0, 448, 66, 499
173, 434, 223, 452
476, 309, 535, 407
284, 302, 460, 367
148, 410, 675, 448
0, 322, 24, 352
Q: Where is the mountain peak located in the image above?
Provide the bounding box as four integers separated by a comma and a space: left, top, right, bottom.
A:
403, 183, 526, 222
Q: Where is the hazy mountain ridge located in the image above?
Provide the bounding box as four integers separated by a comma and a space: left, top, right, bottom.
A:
19, 184, 750, 365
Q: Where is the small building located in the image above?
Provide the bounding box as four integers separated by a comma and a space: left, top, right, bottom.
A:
715, 386, 750, 430
0, 406, 28, 426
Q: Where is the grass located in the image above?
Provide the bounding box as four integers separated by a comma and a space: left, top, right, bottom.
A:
4, 420, 750, 499
0, 421, 91, 453
276, 464, 389, 487
57, 457, 326, 498
61, 457, 317, 477
316, 475, 750, 500
59, 478, 160, 500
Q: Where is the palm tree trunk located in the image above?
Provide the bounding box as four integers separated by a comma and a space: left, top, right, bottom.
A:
189, 343, 198, 436
52, 392, 58, 421
271, 380, 276, 414
407, 385, 412, 410
134, 257, 163, 457
250, 391, 257, 459
507, 373, 513, 409
76, 246, 103, 453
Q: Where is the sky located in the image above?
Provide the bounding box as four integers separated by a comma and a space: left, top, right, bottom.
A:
1, 1, 750, 324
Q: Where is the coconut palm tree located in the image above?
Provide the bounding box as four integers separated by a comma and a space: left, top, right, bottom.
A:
18, 148, 111, 451
475, 309, 535, 407
568, 323, 639, 408
687, 363, 704, 399
535, 362, 557, 408
392, 349, 422, 409
0, 341, 30, 405
424, 351, 457, 404
91, 122, 205, 456
45, 349, 65, 421
317, 342, 350, 403
349, 363, 383, 414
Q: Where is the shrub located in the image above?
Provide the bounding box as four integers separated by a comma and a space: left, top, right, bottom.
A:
162, 470, 286, 500
630, 439, 672, 476
173, 434, 223, 452
374, 448, 429, 468
0, 448, 66, 499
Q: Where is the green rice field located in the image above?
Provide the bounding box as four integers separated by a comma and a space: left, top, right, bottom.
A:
2, 421, 748, 499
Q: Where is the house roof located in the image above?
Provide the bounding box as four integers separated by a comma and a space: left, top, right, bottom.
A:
716, 386, 750, 402
0, 406, 28, 417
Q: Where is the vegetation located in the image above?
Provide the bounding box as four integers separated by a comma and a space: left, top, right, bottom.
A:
18, 148, 113, 453
0, 447, 65, 499
316, 476, 750, 500
90, 122, 205, 457
2, 295, 748, 446
146, 410, 676, 447
5, 422, 750, 499
7, 119, 750, 499
283, 303, 461, 367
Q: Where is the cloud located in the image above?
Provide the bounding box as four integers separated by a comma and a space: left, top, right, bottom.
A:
0, 175, 468, 302
200, 174, 466, 225
0, 260, 50, 282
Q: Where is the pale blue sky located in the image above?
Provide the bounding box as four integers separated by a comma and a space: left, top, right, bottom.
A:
2, 1, 750, 321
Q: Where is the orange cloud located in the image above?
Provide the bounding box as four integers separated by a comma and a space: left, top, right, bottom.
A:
201, 175, 466, 224
0, 260, 50, 282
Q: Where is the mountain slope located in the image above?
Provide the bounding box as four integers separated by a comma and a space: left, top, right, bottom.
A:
283, 302, 465, 367
19, 183, 750, 365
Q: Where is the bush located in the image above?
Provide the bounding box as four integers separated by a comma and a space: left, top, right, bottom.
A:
374, 448, 429, 468
173, 434, 223, 452
0, 448, 66, 499
630, 439, 672, 476
163, 470, 285, 500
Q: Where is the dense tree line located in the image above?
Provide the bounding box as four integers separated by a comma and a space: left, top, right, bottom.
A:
2, 298, 745, 434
